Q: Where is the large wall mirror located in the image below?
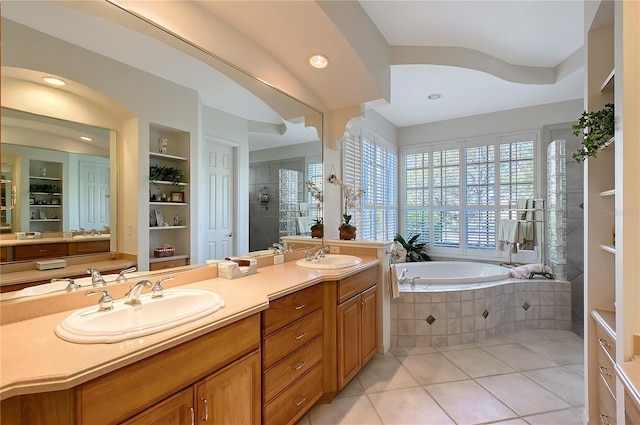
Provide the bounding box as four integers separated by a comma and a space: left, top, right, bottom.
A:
1, 1, 323, 299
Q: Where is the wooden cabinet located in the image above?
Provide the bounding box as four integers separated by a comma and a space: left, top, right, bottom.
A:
337, 285, 376, 389
322, 266, 378, 401
14, 242, 68, 260
262, 284, 323, 425
1, 314, 260, 425
592, 310, 617, 425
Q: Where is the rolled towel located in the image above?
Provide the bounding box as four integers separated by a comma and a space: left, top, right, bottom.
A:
509, 263, 552, 279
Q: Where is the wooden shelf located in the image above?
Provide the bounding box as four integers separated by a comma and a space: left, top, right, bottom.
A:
31, 192, 61, 196
149, 202, 187, 206
149, 226, 187, 230
30, 205, 61, 208
29, 176, 62, 181
150, 180, 188, 186
600, 189, 616, 197
149, 254, 189, 263
29, 219, 61, 222
150, 152, 188, 161
601, 244, 616, 254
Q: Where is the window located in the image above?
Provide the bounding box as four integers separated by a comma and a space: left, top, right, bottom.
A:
306, 161, 323, 220
402, 133, 536, 257
343, 132, 398, 240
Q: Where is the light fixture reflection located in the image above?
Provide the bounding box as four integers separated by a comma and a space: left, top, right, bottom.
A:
42, 77, 66, 86
427, 93, 442, 100
80, 136, 93, 141
309, 54, 329, 69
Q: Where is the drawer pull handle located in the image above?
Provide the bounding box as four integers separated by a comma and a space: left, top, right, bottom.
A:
599, 413, 611, 424
294, 303, 307, 310
189, 406, 195, 425
598, 338, 611, 348
200, 397, 209, 421
294, 361, 307, 370
294, 332, 306, 340
599, 366, 611, 376
294, 396, 307, 406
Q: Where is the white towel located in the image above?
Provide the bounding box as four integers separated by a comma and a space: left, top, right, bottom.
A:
509, 263, 552, 279
498, 219, 518, 253
518, 198, 536, 250
389, 265, 399, 299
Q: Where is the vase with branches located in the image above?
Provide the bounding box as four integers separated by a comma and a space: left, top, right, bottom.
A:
305, 180, 324, 238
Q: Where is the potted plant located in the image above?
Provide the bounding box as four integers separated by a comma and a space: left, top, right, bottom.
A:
394, 233, 431, 262
150, 164, 185, 187
335, 179, 364, 240
572, 103, 614, 163
310, 218, 324, 238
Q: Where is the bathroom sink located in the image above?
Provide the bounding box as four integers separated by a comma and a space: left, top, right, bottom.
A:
55, 289, 225, 344
296, 254, 362, 270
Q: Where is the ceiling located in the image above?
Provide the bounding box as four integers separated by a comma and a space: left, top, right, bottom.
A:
3, 1, 586, 133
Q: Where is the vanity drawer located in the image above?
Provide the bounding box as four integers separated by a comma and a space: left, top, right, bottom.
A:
337, 266, 377, 304
263, 284, 322, 335
70, 240, 110, 255
263, 309, 322, 369
263, 362, 323, 425
149, 258, 188, 271
263, 336, 323, 402
598, 374, 617, 425
597, 343, 616, 398
14, 243, 67, 260
596, 324, 616, 362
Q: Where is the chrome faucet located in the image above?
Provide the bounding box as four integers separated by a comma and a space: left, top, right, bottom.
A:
86, 290, 114, 311
305, 245, 327, 261
151, 276, 175, 299
398, 268, 408, 284
270, 243, 285, 254
115, 266, 137, 282
87, 268, 106, 287
79, 227, 87, 236
52, 278, 79, 291
124, 280, 152, 305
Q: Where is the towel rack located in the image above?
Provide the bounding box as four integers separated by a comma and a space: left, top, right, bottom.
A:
499, 198, 553, 279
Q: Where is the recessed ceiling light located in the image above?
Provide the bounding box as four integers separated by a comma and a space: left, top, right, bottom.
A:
80, 136, 93, 142
42, 77, 66, 86
309, 54, 329, 69
428, 94, 442, 100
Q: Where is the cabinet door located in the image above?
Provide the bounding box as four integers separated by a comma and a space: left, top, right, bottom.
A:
195, 350, 261, 425
121, 387, 194, 425
360, 285, 377, 365
337, 295, 361, 389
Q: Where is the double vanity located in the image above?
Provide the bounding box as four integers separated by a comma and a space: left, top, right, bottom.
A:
0, 249, 381, 424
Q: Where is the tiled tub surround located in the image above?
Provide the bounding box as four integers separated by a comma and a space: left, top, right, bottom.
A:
391, 279, 572, 347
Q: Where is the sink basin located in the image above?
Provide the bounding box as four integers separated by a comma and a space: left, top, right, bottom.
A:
296, 254, 362, 270
55, 289, 225, 344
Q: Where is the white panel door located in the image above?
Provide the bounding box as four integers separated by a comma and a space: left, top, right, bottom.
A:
79, 161, 110, 231
204, 140, 234, 260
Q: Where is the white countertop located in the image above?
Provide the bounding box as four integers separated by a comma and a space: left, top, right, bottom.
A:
0, 257, 379, 400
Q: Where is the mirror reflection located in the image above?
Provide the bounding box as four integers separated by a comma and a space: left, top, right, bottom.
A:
1, 108, 112, 235
1, 1, 323, 300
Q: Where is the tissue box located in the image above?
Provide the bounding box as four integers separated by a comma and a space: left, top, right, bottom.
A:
36, 259, 67, 270
218, 258, 257, 279
16, 232, 41, 240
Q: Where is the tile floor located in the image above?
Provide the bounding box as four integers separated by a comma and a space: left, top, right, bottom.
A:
298, 329, 584, 425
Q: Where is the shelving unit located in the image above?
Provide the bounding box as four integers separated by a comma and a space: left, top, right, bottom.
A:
28, 160, 63, 232
584, 1, 640, 423
147, 124, 190, 270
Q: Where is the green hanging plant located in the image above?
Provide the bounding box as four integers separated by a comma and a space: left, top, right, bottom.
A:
150, 164, 185, 188
572, 103, 614, 163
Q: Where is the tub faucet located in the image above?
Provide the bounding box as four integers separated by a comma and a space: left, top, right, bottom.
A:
87, 268, 106, 287
124, 280, 152, 305
398, 268, 408, 284
306, 245, 327, 261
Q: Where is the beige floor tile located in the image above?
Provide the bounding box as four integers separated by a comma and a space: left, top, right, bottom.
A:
521, 337, 584, 365
488, 419, 528, 425
442, 348, 514, 377
435, 342, 478, 352
357, 356, 420, 393
398, 352, 469, 385
523, 407, 584, 424
338, 377, 365, 398
475, 336, 514, 347
367, 387, 454, 425
565, 363, 585, 376
308, 394, 383, 425
389, 346, 437, 357
523, 367, 585, 406
425, 379, 516, 424
476, 373, 571, 416
504, 329, 552, 343
483, 344, 559, 371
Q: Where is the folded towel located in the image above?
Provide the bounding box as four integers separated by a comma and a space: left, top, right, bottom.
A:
389, 265, 399, 299
518, 198, 536, 250
498, 219, 519, 252
516, 198, 528, 220
509, 263, 552, 279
